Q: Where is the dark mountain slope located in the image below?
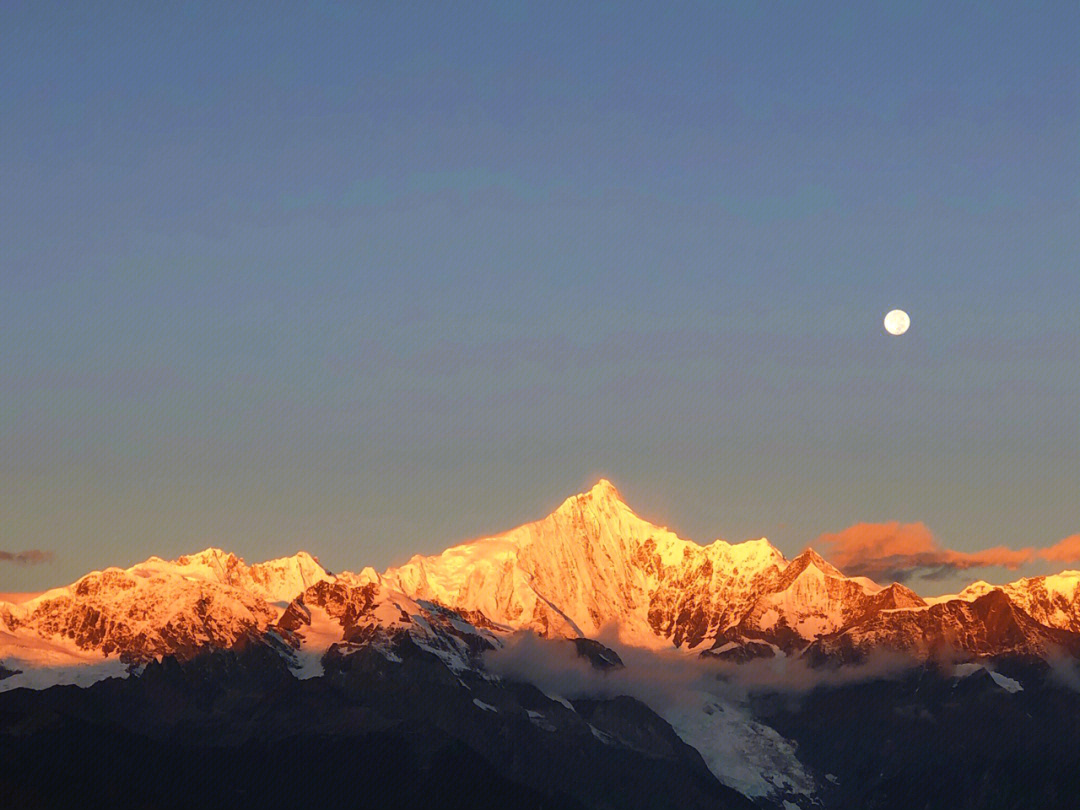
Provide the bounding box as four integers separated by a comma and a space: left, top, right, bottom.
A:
0, 640, 754, 810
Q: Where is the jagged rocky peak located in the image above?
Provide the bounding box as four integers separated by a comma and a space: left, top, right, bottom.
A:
936, 572, 1080, 634
173, 546, 238, 566
245, 550, 333, 603
712, 536, 787, 567
572, 477, 625, 504
383, 479, 793, 649
707, 548, 933, 656
532, 482, 673, 554
277, 574, 502, 678
382, 478, 680, 643
989, 571, 1080, 633
873, 581, 926, 608
119, 546, 332, 608
784, 548, 845, 580
542, 478, 632, 534
0, 548, 332, 665
350, 566, 382, 586
804, 587, 1080, 666
12, 477, 1080, 685
3, 566, 277, 665
959, 580, 995, 599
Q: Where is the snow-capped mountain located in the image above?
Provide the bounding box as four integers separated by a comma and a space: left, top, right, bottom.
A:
276, 573, 501, 678
953, 570, 1080, 633
0, 548, 329, 675
5, 478, 1080, 810
5, 479, 1080, 680
381, 480, 1064, 667
710, 549, 927, 658
384, 479, 787, 649
803, 589, 1080, 664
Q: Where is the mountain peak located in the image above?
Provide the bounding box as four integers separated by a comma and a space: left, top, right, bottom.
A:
178, 547, 237, 564
958, 580, 996, 600
579, 478, 625, 504
551, 478, 631, 519
255, 550, 322, 568
787, 547, 844, 579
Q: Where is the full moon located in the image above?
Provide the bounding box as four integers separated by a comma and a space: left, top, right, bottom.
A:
883, 309, 910, 336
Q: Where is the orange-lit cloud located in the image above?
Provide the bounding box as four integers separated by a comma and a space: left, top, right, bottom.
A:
1038, 534, 1080, 563
816, 522, 1080, 583
0, 550, 54, 565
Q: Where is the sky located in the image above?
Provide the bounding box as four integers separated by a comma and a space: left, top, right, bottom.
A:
2, 1, 1078, 594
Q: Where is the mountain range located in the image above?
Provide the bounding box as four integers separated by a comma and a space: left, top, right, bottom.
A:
4, 479, 1080, 809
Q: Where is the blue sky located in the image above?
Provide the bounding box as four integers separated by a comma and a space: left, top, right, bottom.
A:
2, 1, 1078, 593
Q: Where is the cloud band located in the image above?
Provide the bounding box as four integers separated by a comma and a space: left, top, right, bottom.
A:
817, 523, 1080, 582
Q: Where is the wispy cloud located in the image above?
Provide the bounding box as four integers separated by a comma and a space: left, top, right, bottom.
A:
817, 523, 1080, 583
0, 550, 54, 565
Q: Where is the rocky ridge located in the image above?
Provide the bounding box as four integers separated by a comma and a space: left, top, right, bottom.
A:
4, 480, 1080, 682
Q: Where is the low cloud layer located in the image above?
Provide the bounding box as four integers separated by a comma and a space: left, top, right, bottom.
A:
0, 550, 54, 565
817, 523, 1080, 583
484, 626, 913, 709
484, 630, 912, 800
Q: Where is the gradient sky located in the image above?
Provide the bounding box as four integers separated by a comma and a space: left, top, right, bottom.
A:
2, 1, 1078, 594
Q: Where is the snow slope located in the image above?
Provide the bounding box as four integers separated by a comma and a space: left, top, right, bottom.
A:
385, 480, 787, 650
0, 625, 129, 692
661, 691, 816, 804
276, 576, 503, 677
0, 549, 329, 680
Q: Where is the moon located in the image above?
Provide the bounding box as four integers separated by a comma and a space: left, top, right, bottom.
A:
883, 309, 910, 336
